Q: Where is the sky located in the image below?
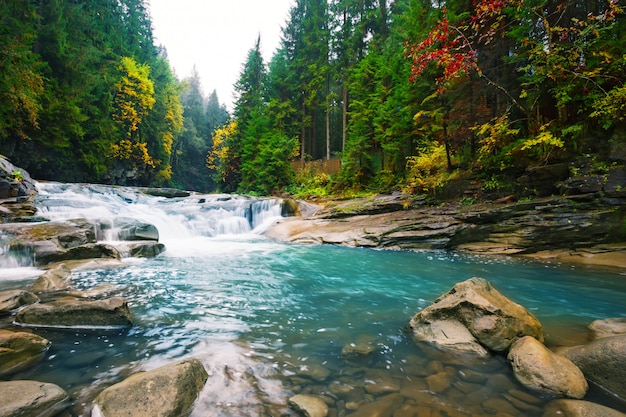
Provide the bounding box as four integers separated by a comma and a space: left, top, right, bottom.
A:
149, 0, 294, 110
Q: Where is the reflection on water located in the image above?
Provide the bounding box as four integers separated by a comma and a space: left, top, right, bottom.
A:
2, 237, 625, 416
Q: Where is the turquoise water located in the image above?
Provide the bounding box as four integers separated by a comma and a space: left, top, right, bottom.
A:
1, 183, 625, 416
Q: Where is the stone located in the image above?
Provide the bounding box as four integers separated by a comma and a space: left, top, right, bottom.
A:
92, 358, 208, 417
0, 156, 37, 199
561, 334, 626, 400
517, 163, 570, 196
408, 317, 490, 357
507, 336, 587, 398
342, 342, 376, 356
0, 380, 69, 417
408, 277, 544, 353
345, 393, 403, 417
559, 175, 605, 196
288, 394, 329, 417
587, 318, 626, 340
0, 289, 39, 313
15, 296, 132, 328
543, 399, 626, 417
29, 263, 72, 292
425, 371, 452, 393
100, 217, 159, 241
0, 330, 50, 376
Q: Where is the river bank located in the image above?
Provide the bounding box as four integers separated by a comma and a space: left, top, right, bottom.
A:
267, 193, 626, 271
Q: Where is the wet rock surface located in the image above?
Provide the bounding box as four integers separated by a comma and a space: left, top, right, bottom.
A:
265, 195, 626, 266
0, 329, 50, 376
93, 358, 208, 417
508, 336, 588, 398
0, 380, 69, 417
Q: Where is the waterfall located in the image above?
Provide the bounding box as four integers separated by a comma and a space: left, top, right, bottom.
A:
34, 182, 285, 241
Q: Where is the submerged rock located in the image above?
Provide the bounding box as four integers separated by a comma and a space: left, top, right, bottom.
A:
15, 296, 132, 328
543, 399, 626, 417
0, 330, 50, 376
0, 380, 69, 417
93, 358, 208, 417
0, 289, 39, 314
288, 394, 329, 417
408, 277, 544, 353
561, 334, 626, 401
507, 336, 587, 398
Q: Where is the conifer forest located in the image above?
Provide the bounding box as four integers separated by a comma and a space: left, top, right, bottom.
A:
1, 0, 625, 196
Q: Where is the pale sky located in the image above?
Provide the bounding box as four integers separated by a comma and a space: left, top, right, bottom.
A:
149, 0, 294, 110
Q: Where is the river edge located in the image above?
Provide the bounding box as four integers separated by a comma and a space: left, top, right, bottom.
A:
267, 194, 626, 273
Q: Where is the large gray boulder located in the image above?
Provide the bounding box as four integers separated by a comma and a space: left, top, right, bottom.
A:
408, 277, 544, 353
0, 380, 69, 417
92, 358, 208, 417
543, 399, 626, 417
29, 263, 72, 292
15, 297, 132, 329
0, 289, 39, 314
0, 330, 50, 376
507, 336, 587, 398
561, 334, 626, 400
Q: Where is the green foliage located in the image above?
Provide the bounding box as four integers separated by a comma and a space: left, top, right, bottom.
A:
404, 143, 461, 195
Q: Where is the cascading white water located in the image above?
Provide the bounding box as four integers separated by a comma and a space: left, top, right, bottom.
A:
34, 182, 284, 242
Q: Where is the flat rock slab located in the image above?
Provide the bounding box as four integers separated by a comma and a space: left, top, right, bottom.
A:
15, 296, 132, 329
0, 380, 69, 417
93, 358, 208, 417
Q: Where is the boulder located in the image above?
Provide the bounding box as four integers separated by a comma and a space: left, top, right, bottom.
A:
587, 318, 626, 340
0, 380, 69, 417
38, 242, 121, 265
29, 263, 72, 292
543, 399, 626, 417
92, 358, 208, 417
408, 277, 544, 353
15, 296, 132, 329
288, 394, 329, 417
517, 163, 569, 196
507, 336, 587, 398
0, 330, 50, 376
112, 241, 165, 258
0, 156, 37, 199
561, 334, 626, 400
0, 289, 39, 314
99, 218, 159, 241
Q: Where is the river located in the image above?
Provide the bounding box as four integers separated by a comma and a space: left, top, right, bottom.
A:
1, 182, 625, 416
